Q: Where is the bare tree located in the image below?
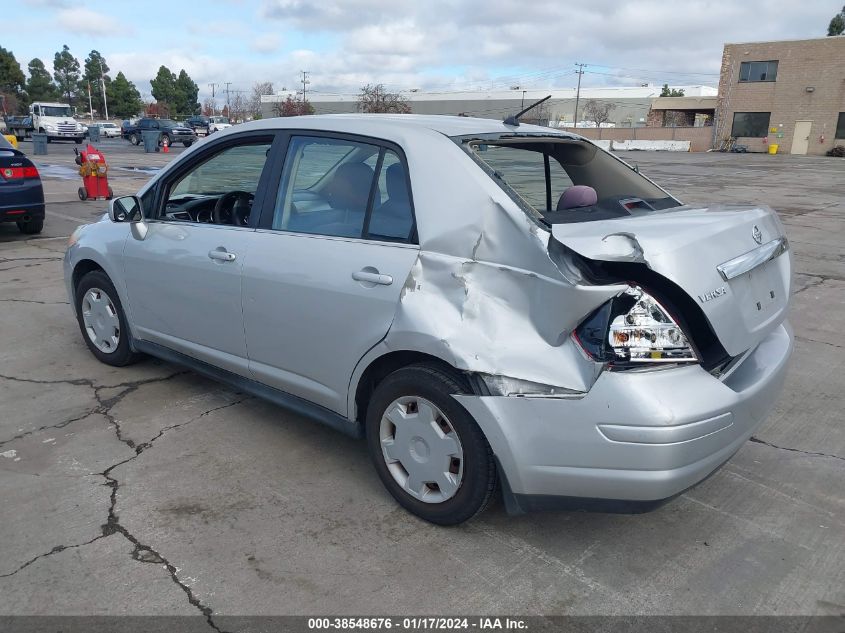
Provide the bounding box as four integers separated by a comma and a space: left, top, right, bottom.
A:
249, 81, 274, 119
583, 100, 616, 127
357, 84, 411, 114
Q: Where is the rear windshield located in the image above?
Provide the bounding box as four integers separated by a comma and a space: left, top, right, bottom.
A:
458, 135, 680, 224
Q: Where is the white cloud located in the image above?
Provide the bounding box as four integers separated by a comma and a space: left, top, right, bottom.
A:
55, 8, 124, 36
251, 33, 282, 54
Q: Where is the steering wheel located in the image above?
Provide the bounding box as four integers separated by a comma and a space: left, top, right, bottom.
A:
212, 191, 254, 226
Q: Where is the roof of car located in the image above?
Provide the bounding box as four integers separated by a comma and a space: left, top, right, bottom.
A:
236, 114, 583, 141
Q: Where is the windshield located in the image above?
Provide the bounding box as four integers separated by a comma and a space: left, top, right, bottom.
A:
461, 135, 680, 224
41, 106, 73, 117
211, 117, 230, 123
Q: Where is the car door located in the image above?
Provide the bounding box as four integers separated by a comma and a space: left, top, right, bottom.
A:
122, 132, 281, 376
243, 133, 419, 415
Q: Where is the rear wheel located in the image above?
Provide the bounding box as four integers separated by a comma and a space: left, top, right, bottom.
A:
160, 133, 171, 147
183, 141, 192, 148
17, 217, 43, 234
74, 271, 141, 367
365, 364, 496, 525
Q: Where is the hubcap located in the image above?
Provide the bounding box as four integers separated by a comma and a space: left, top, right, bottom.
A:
379, 396, 464, 504
81, 287, 120, 354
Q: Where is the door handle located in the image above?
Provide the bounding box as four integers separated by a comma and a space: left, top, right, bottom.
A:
208, 249, 237, 262
352, 270, 393, 286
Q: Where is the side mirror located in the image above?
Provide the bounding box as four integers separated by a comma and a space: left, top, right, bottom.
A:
108, 195, 141, 222
108, 196, 148, 240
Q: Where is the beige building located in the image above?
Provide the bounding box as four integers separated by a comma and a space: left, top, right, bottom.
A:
715, 36, 845, 154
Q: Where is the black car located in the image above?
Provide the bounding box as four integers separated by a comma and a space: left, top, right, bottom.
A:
0, 136, 45, 234
125, 118, 197, 148
184, 115, 210, 133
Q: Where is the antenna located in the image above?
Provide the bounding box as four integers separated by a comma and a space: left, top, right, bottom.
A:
503, 94, 552, 126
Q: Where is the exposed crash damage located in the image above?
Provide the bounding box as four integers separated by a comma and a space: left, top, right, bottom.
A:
65, 114, 793, 523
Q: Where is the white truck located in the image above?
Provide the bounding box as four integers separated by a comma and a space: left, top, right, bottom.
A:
6, 102, 85, 143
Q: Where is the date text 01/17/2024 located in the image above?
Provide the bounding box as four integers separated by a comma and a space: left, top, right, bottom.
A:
307, 617, 528, 630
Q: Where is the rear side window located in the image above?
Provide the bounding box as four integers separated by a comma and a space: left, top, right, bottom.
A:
474, 144, 572, 210
272, 136, 414, 242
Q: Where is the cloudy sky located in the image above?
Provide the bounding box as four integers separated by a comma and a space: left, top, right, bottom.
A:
7, 0, 839, 101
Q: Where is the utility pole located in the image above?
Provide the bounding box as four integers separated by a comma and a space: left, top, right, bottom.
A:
224, 82, 232, 115
208, 82, 218, 115
299, 70, 310, 103
87, 82, 94, 121
573, 63, 586, 129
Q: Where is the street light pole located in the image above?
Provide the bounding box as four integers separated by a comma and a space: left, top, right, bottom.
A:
521, 90, 526, 109
97, 58, 108, 120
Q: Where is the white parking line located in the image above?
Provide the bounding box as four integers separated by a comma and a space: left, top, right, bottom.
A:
46, 209, 94, 223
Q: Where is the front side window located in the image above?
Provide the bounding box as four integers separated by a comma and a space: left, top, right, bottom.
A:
272, 136, 414, 241
162, 141, 272, 224
731, 112, 771, 137
836, 113, 845, 139
463, 136, 678, 224
739, 61, 778, 82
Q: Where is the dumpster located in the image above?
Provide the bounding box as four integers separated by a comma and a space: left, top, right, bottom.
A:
88, 125, 100, 143
32, 133, 48, 155
768, 143, 778, 155
141, 130, 160, 153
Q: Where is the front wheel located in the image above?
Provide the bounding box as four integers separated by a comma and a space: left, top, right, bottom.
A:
74, 271, 141, 367
365, 364, 496, 525
129, 133, 139, 146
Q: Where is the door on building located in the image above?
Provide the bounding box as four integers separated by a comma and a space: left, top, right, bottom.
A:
790, 121, 813, 155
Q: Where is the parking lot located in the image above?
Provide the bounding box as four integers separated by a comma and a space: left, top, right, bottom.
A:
1, 139, 843, 622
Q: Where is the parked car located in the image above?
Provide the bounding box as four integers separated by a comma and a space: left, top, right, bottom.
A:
120, 119, 137, 139
64, 115, 793, 524
1, 135, 44, 234
207, 115, 231, 134
184, 115, 210, 134
124, 118, 197, 147
89, 122, 122, 138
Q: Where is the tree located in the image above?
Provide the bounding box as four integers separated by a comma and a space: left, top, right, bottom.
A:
174, 69, 199, 116
81, 50, 110, 117
272, 94, 315, 117
53, 45, 81, 105
26, 58, 58, 102
829, 5, 845, 35
0, 46, 26, 114
583, 100, 616, 127
106, 72, 142, 119
150, 65, 177, 114
357, 84, 410, 113
249, 81, 274, 119
660, 84, 685, 97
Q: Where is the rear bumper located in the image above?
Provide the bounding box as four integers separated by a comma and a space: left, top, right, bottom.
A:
454, 321, 793, 511
0, 203, 45, 223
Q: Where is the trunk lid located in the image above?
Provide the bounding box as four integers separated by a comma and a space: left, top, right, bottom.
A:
551, 204, 792, 357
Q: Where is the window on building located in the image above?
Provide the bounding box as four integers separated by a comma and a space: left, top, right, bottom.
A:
739, 61, 778, 82
836, 113, 845, 139
731, 112, 771, 138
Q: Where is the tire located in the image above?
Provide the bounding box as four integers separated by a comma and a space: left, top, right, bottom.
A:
74, 270, 141, 367
365, 363, 496, 525
130, 133, 139, 146
160, 134, 171, 147
75, 138, 82, 144
183, 141, 192, 148
78, 187, 87, 201
107, 186, 114, 200
17, 217, 44, 234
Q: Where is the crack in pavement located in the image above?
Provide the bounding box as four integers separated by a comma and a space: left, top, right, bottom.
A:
0, 365, 248, 632
749, 436, 845, 462
0, 534, 109, 579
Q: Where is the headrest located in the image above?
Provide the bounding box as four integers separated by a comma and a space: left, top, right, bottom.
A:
327, 162, 374, 211
385, 162, 408, 201
556, 185, 598, 210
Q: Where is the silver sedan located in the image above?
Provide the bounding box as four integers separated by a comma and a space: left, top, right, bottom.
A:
64, 114, 793, 524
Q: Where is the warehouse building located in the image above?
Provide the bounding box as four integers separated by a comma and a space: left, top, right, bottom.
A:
715, 36, 845, 154
260, 85, 717, 128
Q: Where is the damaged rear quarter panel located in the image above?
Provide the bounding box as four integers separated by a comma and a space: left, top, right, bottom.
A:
359, 130, 624, 400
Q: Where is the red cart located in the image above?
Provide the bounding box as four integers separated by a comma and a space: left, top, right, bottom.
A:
75, 144, 113, 201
